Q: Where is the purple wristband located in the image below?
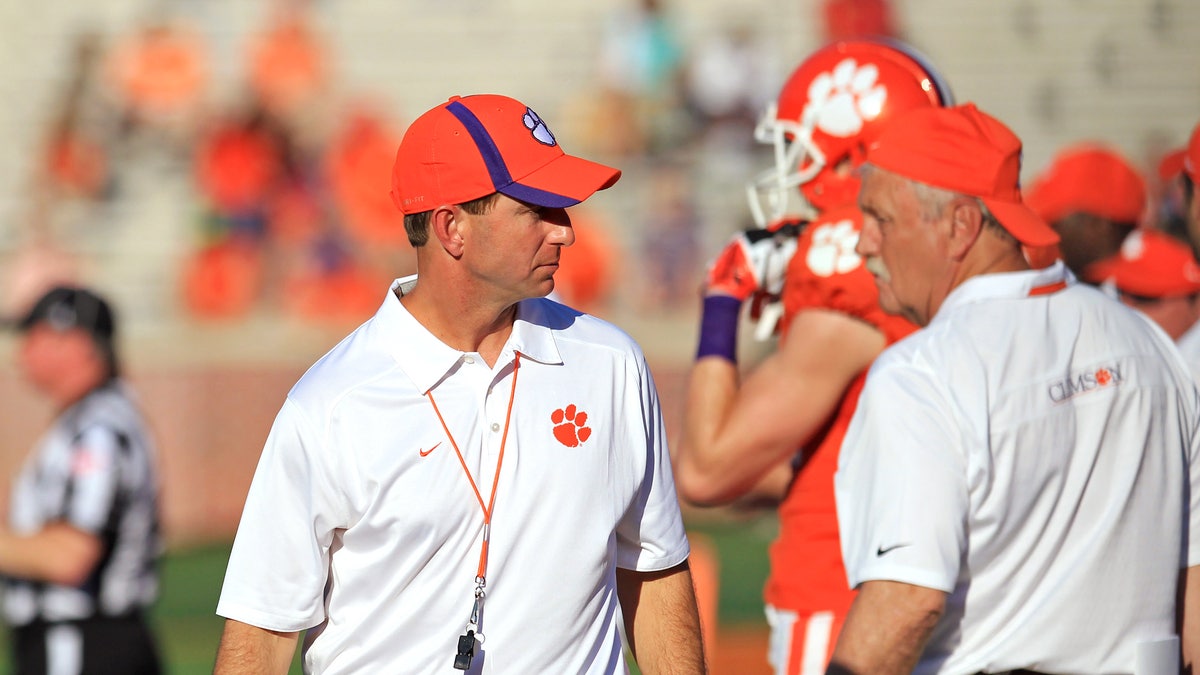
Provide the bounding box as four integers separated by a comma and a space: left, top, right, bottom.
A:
696, 295, 742, 362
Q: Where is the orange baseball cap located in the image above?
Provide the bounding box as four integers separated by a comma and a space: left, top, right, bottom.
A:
865, 103, 1059, 247
1088, 228, 1200, 298
390, 94, 620, 215
1158, 148, 1186, 182
1186, 121, 1200, 182
1023, 144, 1146, 226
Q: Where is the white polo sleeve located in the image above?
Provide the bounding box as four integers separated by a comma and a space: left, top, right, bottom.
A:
614, 353, 690, 572
217, 398, 353, 632
1188, 383, 1200, 569
836, 356, 968, 593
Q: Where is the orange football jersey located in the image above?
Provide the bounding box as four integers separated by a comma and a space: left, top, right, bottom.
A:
765, 205, 916, 613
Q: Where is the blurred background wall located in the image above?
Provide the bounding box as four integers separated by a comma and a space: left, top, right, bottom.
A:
0, 0, 1196, 547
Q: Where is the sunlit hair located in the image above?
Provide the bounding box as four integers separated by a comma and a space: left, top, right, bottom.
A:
863, 164, 1015, 245
402, 192, 501, 247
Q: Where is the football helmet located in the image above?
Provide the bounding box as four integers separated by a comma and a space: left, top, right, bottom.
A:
747, 39, 953, 225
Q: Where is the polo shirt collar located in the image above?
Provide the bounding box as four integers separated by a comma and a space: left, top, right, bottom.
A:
935, 260, 1074, 322
508, 302, 563, 366
378, 278, 563, 394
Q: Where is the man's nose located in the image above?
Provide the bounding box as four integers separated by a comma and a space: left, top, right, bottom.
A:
547, 209, 574, 245
856, 221, 879, 257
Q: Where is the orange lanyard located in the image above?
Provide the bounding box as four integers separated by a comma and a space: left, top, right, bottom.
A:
425, 350, 522, 646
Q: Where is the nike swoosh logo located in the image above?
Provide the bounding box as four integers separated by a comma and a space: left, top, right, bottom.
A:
876, 543, 911, 557
419, 442, 442, 457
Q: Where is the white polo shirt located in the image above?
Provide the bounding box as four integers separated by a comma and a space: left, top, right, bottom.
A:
836, 262, 1200, 675
217, 280, 690, 674
1175, 319, 1200, 382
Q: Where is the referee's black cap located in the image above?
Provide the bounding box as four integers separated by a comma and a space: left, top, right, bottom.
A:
19, 286, 115, 338
17, 286, 119, 375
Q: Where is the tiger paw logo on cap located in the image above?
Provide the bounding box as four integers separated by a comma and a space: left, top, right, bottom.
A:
522, 108, 557, 146
389, 93, 620, 216
803, 58, 887, 138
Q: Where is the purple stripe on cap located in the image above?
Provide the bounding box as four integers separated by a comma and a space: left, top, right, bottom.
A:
447, 101, 513, 188
446, 100, 574, 208
500, 183, 580, 208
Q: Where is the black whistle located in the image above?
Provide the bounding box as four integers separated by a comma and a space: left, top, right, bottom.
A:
453, 630, 475, 670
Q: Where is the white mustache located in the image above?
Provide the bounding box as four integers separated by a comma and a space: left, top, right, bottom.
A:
864, 256, 891, 283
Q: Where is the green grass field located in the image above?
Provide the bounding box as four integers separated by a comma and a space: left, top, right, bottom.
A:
0, 513, 775, 673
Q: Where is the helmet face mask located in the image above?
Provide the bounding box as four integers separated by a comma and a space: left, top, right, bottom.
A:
747, 103, 824, 226
745, 39, 953, 226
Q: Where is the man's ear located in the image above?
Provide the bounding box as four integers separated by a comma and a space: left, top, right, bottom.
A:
947, 199, 984, 260
431, 205, 465, 258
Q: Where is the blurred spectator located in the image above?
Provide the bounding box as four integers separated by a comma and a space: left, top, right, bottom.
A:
8, 30, 106, 321
1156, 147, 1190, 242
682, 18, 777, 150
39, 31, 114, 204
1023, 143, 1146, 279
180, 238, 264, 320
3, 286, 164, 675
181, 105, 292, 321
324, 105, 409, 247
822, 0, 899, 41
104, 16, 209, 146
282, 232, 387, 325
638, 162, 702, 311
29, 29, 119, 235
264, 175, 325, 246
1089, 228, 1200, 378
1182, 121, 1200, 259
44, 120, 110, 201
594, 0, 687, 155
166, 5, 416, 327
194, 110, 285, 225
248, 5, 329, 119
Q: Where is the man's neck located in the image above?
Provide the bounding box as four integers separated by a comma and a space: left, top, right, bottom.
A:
401, 284, 518, 368
924, 235, 1031, 326
952, 232, 1030, 287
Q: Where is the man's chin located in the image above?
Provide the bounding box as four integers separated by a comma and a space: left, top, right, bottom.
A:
535, 277, 558, 300
875, 287, 903, 317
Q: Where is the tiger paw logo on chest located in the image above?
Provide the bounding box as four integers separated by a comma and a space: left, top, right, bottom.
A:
806, 220, 861, 276
551, 404, 591, 447
1048, 365, 1123, 403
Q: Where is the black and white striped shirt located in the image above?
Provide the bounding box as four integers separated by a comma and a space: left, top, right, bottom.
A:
4, 380, 162, 625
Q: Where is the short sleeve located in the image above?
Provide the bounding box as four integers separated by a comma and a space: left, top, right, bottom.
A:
614, 353, 690, 572
835, 355, 968, 593
1188, 386, 1200, 568
217, 398, 349, 631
